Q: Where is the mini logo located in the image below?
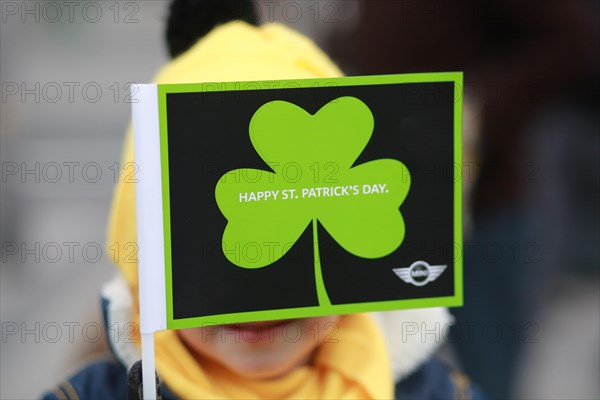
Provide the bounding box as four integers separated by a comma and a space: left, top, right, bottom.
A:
393, 261, 447, 287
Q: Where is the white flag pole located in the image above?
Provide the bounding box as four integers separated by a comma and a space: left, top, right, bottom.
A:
132, 84, 168, 400
141, 333, 156, 400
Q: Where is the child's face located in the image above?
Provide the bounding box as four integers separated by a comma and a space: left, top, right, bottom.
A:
177, 316, 340, 379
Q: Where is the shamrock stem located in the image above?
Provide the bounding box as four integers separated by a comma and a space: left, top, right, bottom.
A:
312, 219, 332, 306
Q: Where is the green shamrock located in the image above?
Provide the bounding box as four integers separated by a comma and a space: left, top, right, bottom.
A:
215, 96, 410, 305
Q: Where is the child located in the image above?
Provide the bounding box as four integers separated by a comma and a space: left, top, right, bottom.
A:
44, 1, 484, 399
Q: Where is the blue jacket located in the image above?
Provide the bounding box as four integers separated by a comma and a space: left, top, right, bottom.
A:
43, 358, 483, 400
43, 354, 483, 400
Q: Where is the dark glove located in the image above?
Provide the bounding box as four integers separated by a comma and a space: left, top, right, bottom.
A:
127, 360, 162, 400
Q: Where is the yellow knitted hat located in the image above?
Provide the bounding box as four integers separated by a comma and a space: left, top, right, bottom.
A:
107, 21, 343, 295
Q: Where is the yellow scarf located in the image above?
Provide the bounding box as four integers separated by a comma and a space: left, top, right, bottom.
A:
154, 314, 393, 399
107, 21, 394, 400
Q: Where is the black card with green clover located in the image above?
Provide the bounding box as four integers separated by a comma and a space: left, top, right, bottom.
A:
155, 73, 463, 328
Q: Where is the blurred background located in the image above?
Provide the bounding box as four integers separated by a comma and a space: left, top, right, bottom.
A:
1, 1, 598, 399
